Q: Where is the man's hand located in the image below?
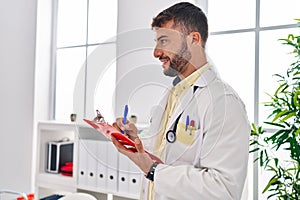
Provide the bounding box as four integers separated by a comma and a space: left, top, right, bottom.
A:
111, 136, 154, 174
112, 117, 139, 141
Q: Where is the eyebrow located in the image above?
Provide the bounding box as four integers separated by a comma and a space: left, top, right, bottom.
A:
155, 35, 168, 42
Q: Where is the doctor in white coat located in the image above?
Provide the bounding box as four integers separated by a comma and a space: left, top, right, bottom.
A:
112, 2, 250, 200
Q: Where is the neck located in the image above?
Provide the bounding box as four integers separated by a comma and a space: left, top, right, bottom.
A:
179, 58, 207, 80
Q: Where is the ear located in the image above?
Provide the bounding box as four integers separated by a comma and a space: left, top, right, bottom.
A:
189, 32, 202, 45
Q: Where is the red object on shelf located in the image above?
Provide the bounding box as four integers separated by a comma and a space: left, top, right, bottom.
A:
17, 193, 34, 200
60, 162, 73, 176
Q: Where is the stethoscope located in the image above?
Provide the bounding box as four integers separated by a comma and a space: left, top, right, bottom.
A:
166, 113, 182, 143
166, 86, 199, 143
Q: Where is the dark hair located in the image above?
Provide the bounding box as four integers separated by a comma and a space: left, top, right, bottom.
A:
151, 2, 208, 46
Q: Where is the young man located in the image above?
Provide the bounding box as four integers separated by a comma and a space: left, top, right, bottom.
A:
112, 2, 250, 199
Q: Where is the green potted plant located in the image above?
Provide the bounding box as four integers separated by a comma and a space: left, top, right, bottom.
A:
250, 19, 300, 199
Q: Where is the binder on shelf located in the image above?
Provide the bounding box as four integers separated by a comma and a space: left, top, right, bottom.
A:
78, 139, 88, 187
106, 142, 118, 193
96, 140, 108, 191
118, 152, 130, 194
128, 159, 142, 196
86, 140, 97, 189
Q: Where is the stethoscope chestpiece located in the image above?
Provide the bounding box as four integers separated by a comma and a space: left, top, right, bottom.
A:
166, 130, 176, 143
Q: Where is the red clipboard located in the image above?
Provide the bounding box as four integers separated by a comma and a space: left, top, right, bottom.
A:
83, 119, 163, 164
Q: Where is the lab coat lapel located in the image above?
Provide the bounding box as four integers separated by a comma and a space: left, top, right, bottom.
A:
166, 65, 217, 130
148, 87, 171, 132
167, 87, 194, 130
159, 87, 170, 109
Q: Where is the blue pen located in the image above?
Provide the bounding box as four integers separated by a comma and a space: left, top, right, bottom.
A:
185, 115, 189, 131
122, 104, 128, 134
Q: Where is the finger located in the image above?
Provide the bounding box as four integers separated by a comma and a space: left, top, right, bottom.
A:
112, 122, 122, 132
118, 117, 130, 126
127, 123, 137, 131
116, 118, 126, 131
111, 136, 133, 155
134, 138, 145, 153
126, 146, 138, 153
111, 136, 127, 152
124, 124, 138, 137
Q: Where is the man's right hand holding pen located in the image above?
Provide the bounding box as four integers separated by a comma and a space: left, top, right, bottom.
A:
112, 117, 139, 141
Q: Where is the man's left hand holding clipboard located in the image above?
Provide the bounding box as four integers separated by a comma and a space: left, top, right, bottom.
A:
84, 115, 163, 176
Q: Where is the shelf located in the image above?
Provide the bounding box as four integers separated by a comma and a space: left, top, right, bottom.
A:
36, 172, 76, 192
38, 120, 90, 128
113, 191, 139, 200
35, 121, 78, 195
77, 185, 139, 200
35, 120, 140, 200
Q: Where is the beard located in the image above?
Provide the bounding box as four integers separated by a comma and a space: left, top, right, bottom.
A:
163, 39, 192, 77
163, 64, 179, 77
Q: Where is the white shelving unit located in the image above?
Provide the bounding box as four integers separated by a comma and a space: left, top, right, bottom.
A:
35, 121, 140, 200
35, 121, 78, 198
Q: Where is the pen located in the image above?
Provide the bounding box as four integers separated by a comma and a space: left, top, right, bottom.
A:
190, 120, 195, 135
185, 115, 189, 131
122, 104, 128, 134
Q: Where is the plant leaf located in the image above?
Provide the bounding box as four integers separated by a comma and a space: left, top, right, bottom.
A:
264, 121, 286, 128
279, 112, 295, 123
293, 91, 300, 107
249, 147, 260, 153
263, 177, 278, 193
272, 109, 289, 122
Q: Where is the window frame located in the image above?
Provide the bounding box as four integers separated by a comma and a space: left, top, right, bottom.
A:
196, 0, 299, 199
50, 0, 117, 121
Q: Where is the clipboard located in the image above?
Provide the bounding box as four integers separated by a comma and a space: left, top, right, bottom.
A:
83, 119, 164, 164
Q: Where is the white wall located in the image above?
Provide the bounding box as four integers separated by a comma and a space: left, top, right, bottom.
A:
116, 0, 195, 123
0, 0, 37, 194
0, 0, 206, 195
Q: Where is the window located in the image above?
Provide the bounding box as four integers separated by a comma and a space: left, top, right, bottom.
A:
205, 0, 300, 199
53, 0, 117, 122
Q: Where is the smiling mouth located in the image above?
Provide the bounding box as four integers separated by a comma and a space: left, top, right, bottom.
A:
159, 57, 170, 66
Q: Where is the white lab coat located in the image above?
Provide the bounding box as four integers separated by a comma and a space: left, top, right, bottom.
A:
140, 65, 251, 200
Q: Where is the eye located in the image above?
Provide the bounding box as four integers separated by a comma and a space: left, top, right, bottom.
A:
158, 38, 169, 46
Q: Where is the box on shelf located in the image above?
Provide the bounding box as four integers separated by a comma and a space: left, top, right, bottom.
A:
46, 140, 74, 174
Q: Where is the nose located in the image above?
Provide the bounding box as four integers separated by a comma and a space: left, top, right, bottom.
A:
153, 45, 163, 58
